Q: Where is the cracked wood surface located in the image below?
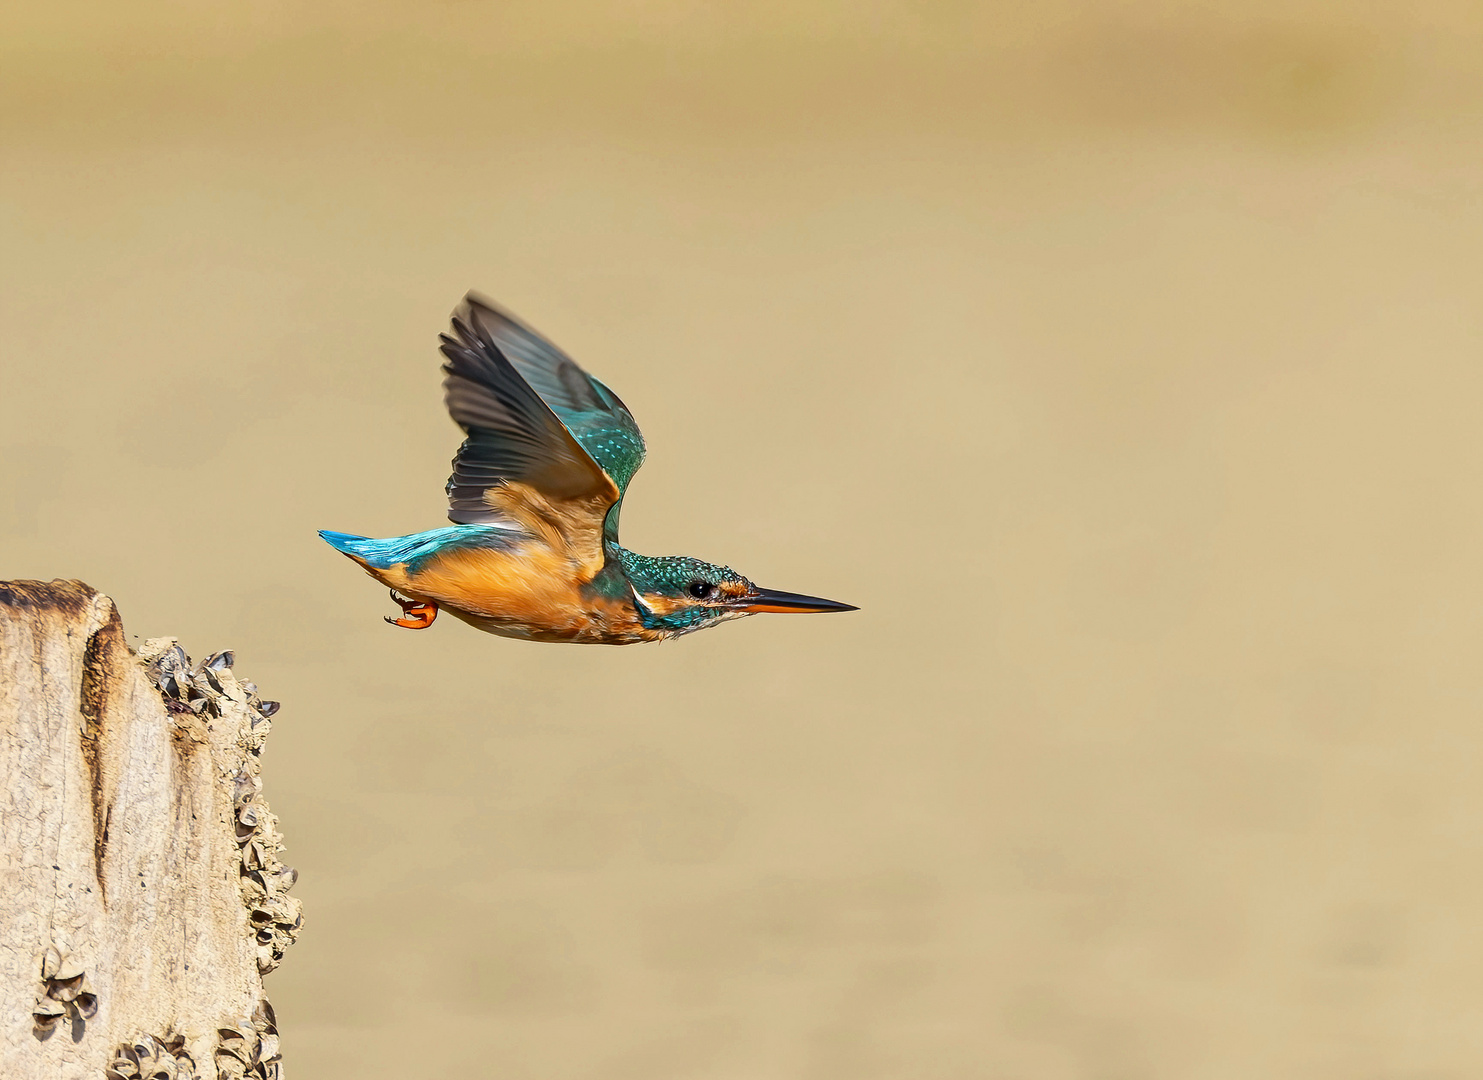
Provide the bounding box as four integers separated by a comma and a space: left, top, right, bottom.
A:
0, 580, 295, 1079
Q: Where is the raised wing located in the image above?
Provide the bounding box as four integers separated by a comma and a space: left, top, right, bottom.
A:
458, 295, 647, 497
440, 300, 620, 571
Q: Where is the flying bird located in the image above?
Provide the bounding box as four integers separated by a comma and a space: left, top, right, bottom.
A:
320, 294, 856, 644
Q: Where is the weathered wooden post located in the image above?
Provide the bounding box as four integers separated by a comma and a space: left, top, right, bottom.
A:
0, 580, 301, 1079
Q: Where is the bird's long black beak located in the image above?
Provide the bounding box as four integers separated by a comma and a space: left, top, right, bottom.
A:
737, 587, 858, 614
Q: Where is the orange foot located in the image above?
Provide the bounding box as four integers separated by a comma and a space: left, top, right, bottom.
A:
385, 589, 438, 629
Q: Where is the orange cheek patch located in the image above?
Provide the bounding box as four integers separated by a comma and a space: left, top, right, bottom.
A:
633, 593, 687, 617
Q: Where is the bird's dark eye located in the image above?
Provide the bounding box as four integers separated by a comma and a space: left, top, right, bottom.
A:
688, 581, 715, 599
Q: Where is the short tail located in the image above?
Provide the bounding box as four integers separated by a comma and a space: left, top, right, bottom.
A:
319, 525, 505, 571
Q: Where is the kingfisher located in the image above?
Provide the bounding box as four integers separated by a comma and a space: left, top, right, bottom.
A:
319, 294, 856, 644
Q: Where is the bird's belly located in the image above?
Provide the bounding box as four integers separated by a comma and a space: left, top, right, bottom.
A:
375, 545, 651, 645
441, 607, 648, 645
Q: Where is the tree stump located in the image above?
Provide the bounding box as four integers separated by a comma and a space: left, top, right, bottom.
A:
0, 580, 300, 1079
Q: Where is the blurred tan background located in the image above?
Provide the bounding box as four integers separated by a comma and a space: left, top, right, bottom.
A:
5, 1, 1483, 1076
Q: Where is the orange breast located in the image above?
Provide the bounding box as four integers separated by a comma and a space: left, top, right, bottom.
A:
366, 544, 654, 644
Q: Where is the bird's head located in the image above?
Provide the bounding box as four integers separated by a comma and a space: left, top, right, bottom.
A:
618, 552, 856, 639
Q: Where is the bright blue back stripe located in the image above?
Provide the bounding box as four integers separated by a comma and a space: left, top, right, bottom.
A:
317, 526, 515, 571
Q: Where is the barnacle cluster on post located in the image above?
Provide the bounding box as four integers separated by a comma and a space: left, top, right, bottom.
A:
141, 643, 280, 729
32, 945, 97, 1036
104, 1034, 196, 1080
234, 771, 301, 974
140, 640, 301, 974
213, 1000, 281, 1080
132, 640, 300, 1076
102, 998, 281, 1080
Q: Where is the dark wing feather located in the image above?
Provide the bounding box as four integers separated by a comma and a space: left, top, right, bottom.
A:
459, 295, 647, 495
440, 307, 616, 527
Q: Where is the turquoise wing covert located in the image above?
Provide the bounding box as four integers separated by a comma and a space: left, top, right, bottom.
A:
455, 295, 647, 498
